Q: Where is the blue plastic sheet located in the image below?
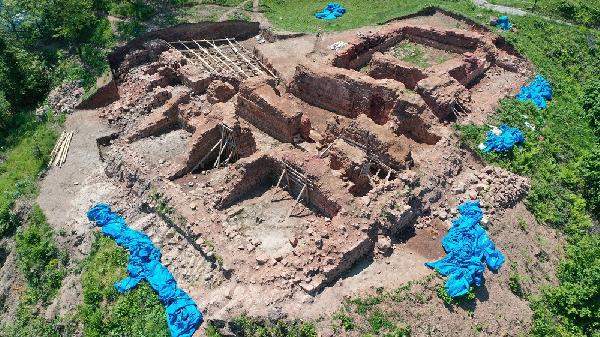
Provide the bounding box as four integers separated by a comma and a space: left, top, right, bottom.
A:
516, 75, 553, 109
497, 15, 512, 31
483, 124, 525, 153
315, 3, 346, 20
426, 202, 505, 297
87, 203, 203, 337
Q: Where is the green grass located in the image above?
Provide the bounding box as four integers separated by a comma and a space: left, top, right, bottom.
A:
78, 233, 169, 337
488, 0, 600, 28
390, 41, 455, 68
228, 314, 317, 337
15, 205, 67, 304
0, 114, 58, 236
261, 0, 482, 33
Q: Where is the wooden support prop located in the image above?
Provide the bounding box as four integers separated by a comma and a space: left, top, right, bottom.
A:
203, 39, 248, 78
288, 183, 307, 218
385, 169, 392, 181
60, 132, 74, 167
214, 136, 230, 169
193, 140, 221, 172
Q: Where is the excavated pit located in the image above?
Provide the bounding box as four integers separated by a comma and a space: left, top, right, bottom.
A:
85, 9, 533, 322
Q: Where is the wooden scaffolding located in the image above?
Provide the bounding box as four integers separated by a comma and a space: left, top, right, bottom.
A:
165, 38, 277, 79
192, 123, 238, 172
271, 162, 313, 218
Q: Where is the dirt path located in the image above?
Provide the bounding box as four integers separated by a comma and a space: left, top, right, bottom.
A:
472, 0, 527, 16
37, 109, 119, 260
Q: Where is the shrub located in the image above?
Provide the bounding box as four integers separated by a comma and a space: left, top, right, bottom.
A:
333, 312, 355, 331
110, 0, 155, 20
580, 148, 600, 216
508, 272, 525, 298
583, 79, 600, 137
532, 235, 600, 336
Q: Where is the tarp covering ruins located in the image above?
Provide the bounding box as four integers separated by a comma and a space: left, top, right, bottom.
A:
87, 204, 203, 337
497, 15, 512, 31
482, 124, 525, 153
315, 3, 346, 20
426, 202, 505, 297
516, 75, 553, 109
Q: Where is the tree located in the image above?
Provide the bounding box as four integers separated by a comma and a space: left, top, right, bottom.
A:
12, 0, 96, 41
0, 90, 10, 129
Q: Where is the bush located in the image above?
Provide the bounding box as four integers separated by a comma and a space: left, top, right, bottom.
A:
110, 0, 155, 20
0, 37, 50, 111
116, 20, 147, 41
15, 205, 66, 303
583, 79, 600, 138
580, 148, 600, 216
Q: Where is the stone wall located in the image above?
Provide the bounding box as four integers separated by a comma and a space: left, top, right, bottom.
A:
290, 64, 422, 125
237, 77, 305, 143
218, 155, 279, 209
368, 52, 428, 90
108, 21, 260, 76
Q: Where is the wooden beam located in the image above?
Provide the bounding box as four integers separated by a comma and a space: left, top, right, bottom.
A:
288, 183, 307, 218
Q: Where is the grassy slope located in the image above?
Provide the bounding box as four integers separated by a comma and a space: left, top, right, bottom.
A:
0, 116, 58, 235
488, 0, 600, 28
78, 234, 169, 337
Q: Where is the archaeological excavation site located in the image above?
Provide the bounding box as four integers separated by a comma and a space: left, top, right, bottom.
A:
80, 7, 538, 329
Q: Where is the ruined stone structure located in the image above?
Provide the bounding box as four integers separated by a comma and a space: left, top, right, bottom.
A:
83, 8, 531, 322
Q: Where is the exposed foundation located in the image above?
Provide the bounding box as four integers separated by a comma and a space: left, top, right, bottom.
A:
89, 8, 532, 323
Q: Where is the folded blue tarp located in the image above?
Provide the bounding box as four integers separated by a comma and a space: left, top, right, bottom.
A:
87, 203, 203, 337
483, 124, 525, 153
315, 3, 346, 20
497, 15, 512, 31
426, 202, 505, 297
516, 75, 553, 109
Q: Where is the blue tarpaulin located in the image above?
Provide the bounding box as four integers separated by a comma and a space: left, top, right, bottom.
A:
497, 15, 512, 31
315, 3, 346, 20
516, 75, 553, 109
482, 124, 525, 153
426, 202, 505, 297
87, 203, 203, 337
